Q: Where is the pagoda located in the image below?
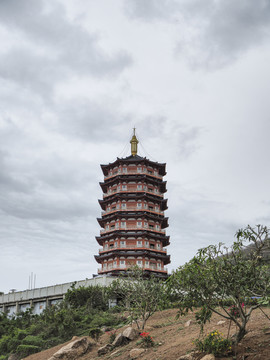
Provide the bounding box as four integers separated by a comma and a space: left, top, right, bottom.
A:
95, 130, 170, 278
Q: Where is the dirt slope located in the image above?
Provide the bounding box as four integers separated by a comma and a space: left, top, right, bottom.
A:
24, 307, 270, 360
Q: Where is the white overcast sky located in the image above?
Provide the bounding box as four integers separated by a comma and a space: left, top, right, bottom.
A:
1, 0, 270, 293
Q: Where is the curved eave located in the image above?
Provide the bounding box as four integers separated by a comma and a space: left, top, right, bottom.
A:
101, 192, 165, 203
162, 218, 169, 228
99, 195, 168, 208
96, 236, 104, 246
161, 199, 168, 211
98, 199, 106, 210
95, 251, 170, 264
95, 232, 170, 246
97, 218, 104, 227
100, 176, 167, 191
100, 156, 166, 176
100, 211, 168, 223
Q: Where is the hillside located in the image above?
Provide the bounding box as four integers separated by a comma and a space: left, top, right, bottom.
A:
24, 307, 270, 360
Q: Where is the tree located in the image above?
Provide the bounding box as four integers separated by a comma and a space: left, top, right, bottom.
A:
65, 283, 108, 310
169, 225, 270, 343
109, 266, 167, 330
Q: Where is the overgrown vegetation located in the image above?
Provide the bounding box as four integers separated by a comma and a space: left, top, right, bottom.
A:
138, 332, 155, 348
0, 285, 126, 360
1, 225, 269, 359
109, 266, 167, 330
169, 224, 270, 343
194, 330, 232, 356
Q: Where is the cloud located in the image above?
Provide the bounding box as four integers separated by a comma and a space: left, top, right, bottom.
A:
0, 149, 32, 194
0, 149, 96, 221
0, 0, 132, 98
167, 185, 241, 269
135, 115, 203, 161
0, 48, 64, 97
54, 99, 130, 143
124, 0, 270, 69
178, 0, 270, 69
123, 0, 179, 21
0, 116, 98, 222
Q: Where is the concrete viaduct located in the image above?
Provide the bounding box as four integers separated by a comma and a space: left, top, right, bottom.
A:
0, 275, 115, 317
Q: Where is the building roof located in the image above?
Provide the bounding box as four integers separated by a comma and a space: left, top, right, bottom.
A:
98, 194, 168, 210
100, 155, 166, 176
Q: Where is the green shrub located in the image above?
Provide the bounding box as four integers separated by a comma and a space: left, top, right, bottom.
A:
107, 330, 117, 344
0, 334, 20, 355
108, 305, 124, 313
90, 312, 119, 328
16, 344, 40, 357
169, 225, 270, 343
28, 322, 45, 335
43, 337, 62, 349
0, 287, 125, 358
139, 332, 155, 348
7, 336, 20, 354
89, 328, 103, 341
228, 303, 244, 318
0, 335, 10, 354
15, 329, 29, 340
194, 330, 232, 356
22, 335, 44, 347
65, 284, 108, 310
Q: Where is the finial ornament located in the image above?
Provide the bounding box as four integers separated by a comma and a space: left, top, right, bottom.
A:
130, 128, 139, 156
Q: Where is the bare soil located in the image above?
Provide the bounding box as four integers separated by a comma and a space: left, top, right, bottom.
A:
24, 307, 270, 360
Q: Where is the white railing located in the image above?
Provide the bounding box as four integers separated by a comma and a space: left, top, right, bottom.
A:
103, 189, 163, 198
101, 208, 164, 216
99, 245, 166, 253
104, 171, 162, 180
98, 266, 167, 274
100, 227, 165, 234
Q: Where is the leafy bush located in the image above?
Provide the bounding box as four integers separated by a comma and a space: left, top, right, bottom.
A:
89, 328, 103, 341
107, 330, 117, 344
108, 305, 124, 313
0, 335, 10, 354
15, 329, 29, 340
22, 335, 44, 347
228, 303, 244, 318
139, 332, 154, 348
109, 266, 167, 330
0, 287, 125, 358
43, 336, 63, 349
169, 225, 270, 343
65, 284, 108, 310
194, 330, 232, 356
89, 312, 120, 329
16, 344, 40, 357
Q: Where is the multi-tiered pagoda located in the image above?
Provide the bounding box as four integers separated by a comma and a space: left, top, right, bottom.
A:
95, 130, 170, 278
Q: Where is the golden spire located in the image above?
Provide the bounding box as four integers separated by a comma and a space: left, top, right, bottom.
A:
130, 127, 139, 156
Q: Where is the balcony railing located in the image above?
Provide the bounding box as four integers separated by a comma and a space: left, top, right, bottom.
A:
100, 226, 165, 235
98, 245, 166, 254
104, 170, 162, 180
101, 207, 164, 216
98, 265, 168, 274
103, 189, 163, 198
